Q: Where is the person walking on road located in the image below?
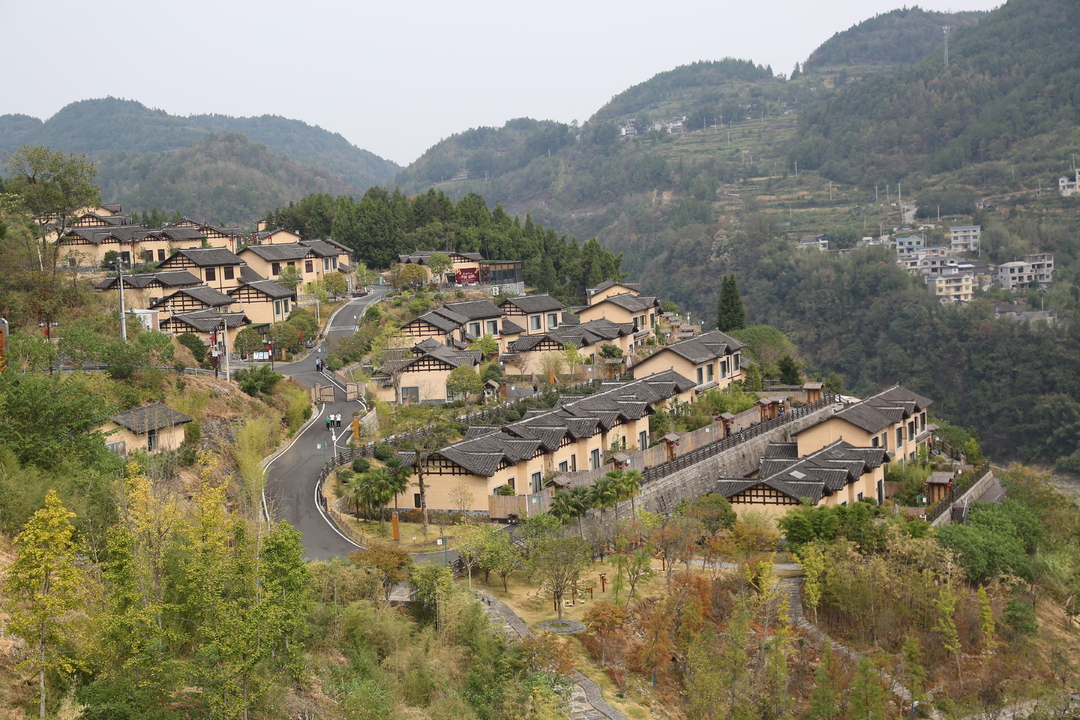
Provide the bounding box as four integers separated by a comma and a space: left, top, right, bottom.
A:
315, 358, 321, 372
336, 413, 342, 428
326, 416, 332, 431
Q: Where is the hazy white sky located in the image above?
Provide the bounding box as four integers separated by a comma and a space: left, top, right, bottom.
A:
3, 0, 999, 166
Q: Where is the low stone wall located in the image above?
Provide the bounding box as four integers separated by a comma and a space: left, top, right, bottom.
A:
930, 468, 996, 527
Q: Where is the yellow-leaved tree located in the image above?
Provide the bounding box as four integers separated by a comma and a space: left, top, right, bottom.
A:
4, 489, 87, 719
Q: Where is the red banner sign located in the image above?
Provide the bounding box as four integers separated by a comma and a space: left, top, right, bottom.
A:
455, 268, 479, 284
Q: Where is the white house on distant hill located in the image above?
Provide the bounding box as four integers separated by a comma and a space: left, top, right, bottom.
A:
1060, 170, 1079, 197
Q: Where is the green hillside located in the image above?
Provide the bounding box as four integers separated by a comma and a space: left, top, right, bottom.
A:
0, 98, 400, 221
803, 6, 985, 73
791, 0, 1080, 184
100, 132, 357, 225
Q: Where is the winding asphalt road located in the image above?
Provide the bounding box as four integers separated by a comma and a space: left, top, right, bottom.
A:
263, 285, 389, 560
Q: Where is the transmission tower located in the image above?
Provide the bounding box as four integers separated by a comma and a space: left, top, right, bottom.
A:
943, 26, 951, 67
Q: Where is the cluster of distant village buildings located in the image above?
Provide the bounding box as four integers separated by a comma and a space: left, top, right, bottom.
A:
799, 223, 1055, 317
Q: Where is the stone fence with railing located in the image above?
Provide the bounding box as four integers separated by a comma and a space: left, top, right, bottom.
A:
924, 461, 993, 525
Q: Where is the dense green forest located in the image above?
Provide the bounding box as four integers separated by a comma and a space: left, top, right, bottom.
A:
265, 188, 624, 305
802, 7, 985, 72
790, 0, 1080, 184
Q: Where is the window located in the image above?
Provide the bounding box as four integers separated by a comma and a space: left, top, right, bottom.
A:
305, 260, 313, 274
896, 427, 904, 447
547, 312, 559, 329
400, 386, 420, 404
468, 322, 481, 337
639, 430, 648, 450
871, 436, 879, 448
558, 460, 569, 473
274, 300, 282, 316
486, 320, 499, 336
287, 261, 295, 268
283, 299, 290, 314
531, 471, 543, 494
706, 364, 714, 382
157, 248, 166, 262
224, 266, 234, 280
733, 353, 741, 369
570, 454, 577, 472
857, 492, 864, 502
205, 267, 216, 282
272, 262, 281, 275
414, 493, 422, 508
324, 257, 332, 271
908, 420, 916, 439
720, 360, 729, 378
147, 428, 158, 452
590, 448, 601, 470
507, 477, 516, 491
696, 367, 704, 385
529, 315, 542, 332
877, 479, 884, 505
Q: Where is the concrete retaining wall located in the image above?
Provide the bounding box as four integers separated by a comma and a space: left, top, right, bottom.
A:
930, 469, 996, 527
575, 404, 835, 527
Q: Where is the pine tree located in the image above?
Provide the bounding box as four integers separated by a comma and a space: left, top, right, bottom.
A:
808, 642, 839, 720
849, 656, 887, 720
716, 274, 746, 332
4, 490, 86, 719
977, 585, 997, 653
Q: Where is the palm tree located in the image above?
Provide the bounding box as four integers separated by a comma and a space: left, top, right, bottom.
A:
620, 469, 643, 519
568, 486, 591, 537
357, 468, 395, 525
383, 456, 413, 516
589, 475, 619, 524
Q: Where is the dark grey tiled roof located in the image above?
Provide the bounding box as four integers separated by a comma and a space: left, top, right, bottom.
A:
169, 247, 244, 267
441, 300, 504, 321
717, 440, 890, 505
161, 309, 249, 333
830, 385, 933, 434
110, 402, 192, 433
500, 294, 566, 313
586, 279, 642, 297
95, 270, 201, 290
380, 339, 482, 375
239, 266, 267, 283
425, 370, 695, 476
399, 250, 484, 264
653, 329, 746, 365
149, 227, 205, 241
596, 292, 659, 313
150, 286, 234, 309
241, 244, 313, 261
510, 318, 635, 352
229, 279, 295, 300
298, 239, 345, 257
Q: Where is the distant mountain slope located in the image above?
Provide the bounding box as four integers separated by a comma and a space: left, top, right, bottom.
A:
591, 59, 776, 122
0, 97, 399, 195
791, 0, 1080, 184
803, 7, 985, 72
109, 132, 356, 225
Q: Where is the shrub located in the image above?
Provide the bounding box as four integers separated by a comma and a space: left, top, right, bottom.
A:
233, 363, 283, 396
374, 445, 396, 462
505, 409, 521, 422
177, 332, 207, 364
1004, 598, 1038, 635
494, 484, 516, 496
352, 458, 371, 474
326, 356, 343, 372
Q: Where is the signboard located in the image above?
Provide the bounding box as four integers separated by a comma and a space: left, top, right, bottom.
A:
455, 268, 479, 284
252, 351, 270, 360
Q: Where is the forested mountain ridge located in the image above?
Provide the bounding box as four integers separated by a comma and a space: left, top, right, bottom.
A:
790, 0, 1080, 184
0, 98, 399, 223
802, 6, 985, 72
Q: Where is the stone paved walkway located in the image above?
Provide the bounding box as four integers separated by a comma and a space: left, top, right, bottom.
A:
473, 590, 628, 720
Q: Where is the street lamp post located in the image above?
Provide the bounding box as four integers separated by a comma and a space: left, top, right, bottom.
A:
266, 340, 275, 370
38, 320, 58, 374
437, 536, 450, 566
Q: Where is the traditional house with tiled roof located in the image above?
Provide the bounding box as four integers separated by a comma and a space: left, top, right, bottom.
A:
148, 286, 235, 317
505, 318, 637, 376
370, 338, 483, 405
633, 329, 746, 391
159, 309, 250, 350
498, 294, 570, 335
585, 279, 642, 306
94, 270, 203, 311
155, 248, 246, 291
400, 299, 523, 353
226, 277, 297, 325
393, 370, 696, 514
714, 439, 892, 518
576, 292, 661, 330
238, 240, 351, 293
103, 402, 192, 456
793, 385, 932, 463
399, 249, 485, 284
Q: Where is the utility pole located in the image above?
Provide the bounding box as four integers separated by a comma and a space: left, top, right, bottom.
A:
118, 261, 128, 341
221, 317, 231, 382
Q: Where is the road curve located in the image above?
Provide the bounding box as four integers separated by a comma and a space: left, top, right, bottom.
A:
263, 286, 389, 560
